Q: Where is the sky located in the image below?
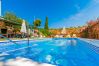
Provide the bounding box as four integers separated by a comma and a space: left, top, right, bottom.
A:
1, 0, 99, 28
0, 0, 1, 16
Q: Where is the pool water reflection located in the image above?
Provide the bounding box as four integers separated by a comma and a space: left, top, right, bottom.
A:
0, 38, 99, 66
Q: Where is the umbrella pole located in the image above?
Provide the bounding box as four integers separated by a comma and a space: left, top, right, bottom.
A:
27, 33, 29, 47
27, 26, 29, 47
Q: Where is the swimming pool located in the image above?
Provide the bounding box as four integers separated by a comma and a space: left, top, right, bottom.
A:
0, 38, 99, 66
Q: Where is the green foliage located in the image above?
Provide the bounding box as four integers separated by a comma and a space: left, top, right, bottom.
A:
16, 18, 23, 23
3, 12, 30, 31
33, 19, 41, 29
4, 12, 23, 24
39, 28, 52, 37
4, 12, 17, 21
44, 16, 49, 30
28, 25, 33, 29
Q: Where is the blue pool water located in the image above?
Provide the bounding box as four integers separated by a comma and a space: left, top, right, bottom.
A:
0, 38, 99, 66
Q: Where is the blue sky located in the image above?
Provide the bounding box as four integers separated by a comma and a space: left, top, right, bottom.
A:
1, 0, 99, 28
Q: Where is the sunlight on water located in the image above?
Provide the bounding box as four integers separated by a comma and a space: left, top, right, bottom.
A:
0, 38, 99, 66
0, 52, 9, 56
70, 39, 77, 46
53, 39, 77, 47
0, 57, 56, 66
54, 40, 67, 46
46, 55, 52, 62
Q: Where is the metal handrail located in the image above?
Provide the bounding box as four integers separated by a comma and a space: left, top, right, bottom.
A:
0, 34, 18, 44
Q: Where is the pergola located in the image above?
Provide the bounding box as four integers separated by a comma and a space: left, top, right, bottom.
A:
0, 17, 21, 38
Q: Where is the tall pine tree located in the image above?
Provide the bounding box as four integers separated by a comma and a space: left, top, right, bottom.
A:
44, 16, 49, 31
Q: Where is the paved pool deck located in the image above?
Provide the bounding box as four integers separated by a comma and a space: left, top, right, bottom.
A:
0, 38, 52, 43
79, 38, 99, 47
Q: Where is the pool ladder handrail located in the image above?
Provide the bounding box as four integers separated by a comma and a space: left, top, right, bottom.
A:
0, 34, 18, 45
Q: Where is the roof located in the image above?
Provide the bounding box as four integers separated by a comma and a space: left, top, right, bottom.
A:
0, 17, 21, 25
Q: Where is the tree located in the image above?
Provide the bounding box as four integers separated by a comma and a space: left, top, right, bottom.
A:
4, 12, 17, 21
33, 19, 41, 29
39, 28, 53, 37
4, 12, 23, 24
16, 18, 23, 23
44, 16, 49, 30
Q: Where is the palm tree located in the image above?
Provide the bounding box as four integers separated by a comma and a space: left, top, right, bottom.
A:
33, 19, 41, 29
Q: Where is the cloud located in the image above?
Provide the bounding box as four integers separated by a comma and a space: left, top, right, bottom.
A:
93, 0, 99, 3
50, 0, 99, 28
68, 13, 83, 20
55, 11, 85, 28
53, 0, 99, 28
51, 12, 85, 28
